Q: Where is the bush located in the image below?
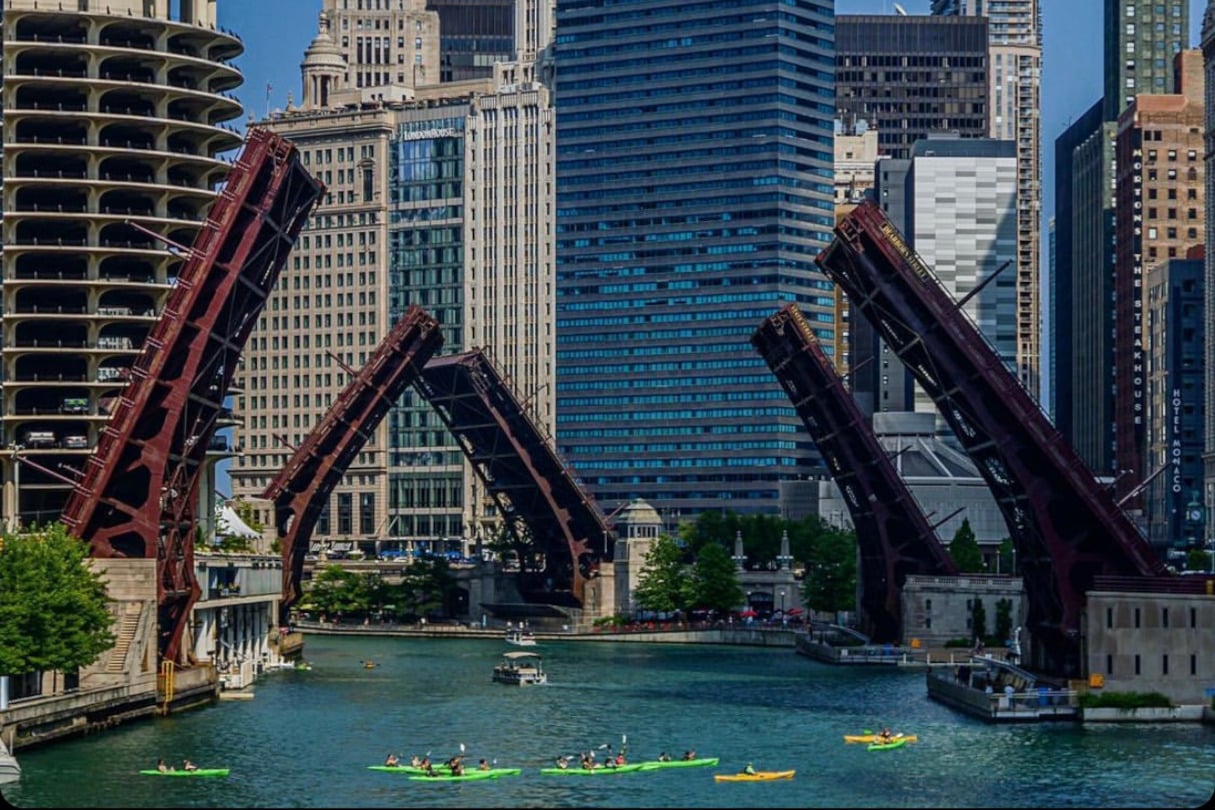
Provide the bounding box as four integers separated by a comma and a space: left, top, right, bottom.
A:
1078, 691, 1175, 710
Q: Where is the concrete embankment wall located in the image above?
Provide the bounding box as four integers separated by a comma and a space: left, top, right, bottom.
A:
296, 621, 797, 648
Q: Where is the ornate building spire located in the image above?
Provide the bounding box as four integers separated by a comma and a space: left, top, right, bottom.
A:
300, 10, 346, 110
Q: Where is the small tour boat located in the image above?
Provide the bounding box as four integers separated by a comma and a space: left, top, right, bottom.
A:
505, 627, 537, 646
492, 650, 547, 685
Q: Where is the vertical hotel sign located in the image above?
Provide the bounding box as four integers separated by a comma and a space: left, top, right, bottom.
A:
1130, 136, 1145, 447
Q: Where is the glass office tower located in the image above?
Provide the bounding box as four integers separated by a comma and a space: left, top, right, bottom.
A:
553, 0, 836, 523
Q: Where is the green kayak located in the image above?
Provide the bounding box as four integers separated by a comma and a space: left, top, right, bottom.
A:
540, 763, 646, 776
867, 738, 908, 752
637, 757, 719, 770
407, 770, 499, 782
367, 764, 453, 775
139, 769, 230, 777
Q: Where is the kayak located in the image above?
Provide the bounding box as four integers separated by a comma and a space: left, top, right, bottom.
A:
637, 757, 720, 770
368, 764, 453, 775
139, 769, 230, 777
844, 733, 917, 744
867, 738, 908, 751
539, 763, 646, 776
408, 770, 498, 782
714, 769, 795, 782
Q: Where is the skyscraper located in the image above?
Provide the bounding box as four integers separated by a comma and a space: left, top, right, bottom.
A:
1113, 50, 1205, 512
1055, 0, 1190, 481
552, 0, 836, 521
931, 0, 1042, 400
835, 14, 990, 161
1, 0, 244, 530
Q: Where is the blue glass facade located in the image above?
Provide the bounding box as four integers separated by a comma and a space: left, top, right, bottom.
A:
385, 115, 467, 542
553, 0, 836, 520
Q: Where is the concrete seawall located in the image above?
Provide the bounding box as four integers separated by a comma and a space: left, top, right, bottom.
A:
295, 621, 798, 648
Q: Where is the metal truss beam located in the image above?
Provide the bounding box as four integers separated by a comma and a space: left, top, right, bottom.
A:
415, 350, 612, 607
816, 201, 1165, 677
753, 303, 958, 642
262, 305, 444, 610
60, 129, 324, 664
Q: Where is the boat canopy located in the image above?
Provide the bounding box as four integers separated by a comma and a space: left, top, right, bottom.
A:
501, 651, 542, 660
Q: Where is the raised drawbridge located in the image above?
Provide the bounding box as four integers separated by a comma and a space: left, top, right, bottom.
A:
816, 200, 1166, 676
752, 303, 958, 642
59, 129, 323, 664
262, 305, 444, 611
414, 349, 613, 607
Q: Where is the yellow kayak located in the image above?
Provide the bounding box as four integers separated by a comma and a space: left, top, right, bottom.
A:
843, 733, 917, 744
714, 769, 795, 782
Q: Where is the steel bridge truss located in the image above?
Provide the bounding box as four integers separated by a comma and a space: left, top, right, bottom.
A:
816, 201, 1164, 676
752, 303, 957, 642
414, 349, 612, 607
60, 129, 324, 664
262, 305, 444, 610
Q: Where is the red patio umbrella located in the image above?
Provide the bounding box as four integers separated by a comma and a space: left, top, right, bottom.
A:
787, 608, 804, 616
739, 609, 758, 618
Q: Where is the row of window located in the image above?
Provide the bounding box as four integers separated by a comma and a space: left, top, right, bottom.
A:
1105, 653, 1199, 677
1107, 605, 1198, 629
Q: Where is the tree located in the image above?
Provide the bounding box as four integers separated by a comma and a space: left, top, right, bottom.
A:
687, 542, 745, 614
971, 597, 988, 644
994, 598, 1014, 646
801, 525, 857, 614
632, 535, 689, 614
948, 518, 984, 573
997, 538, 1016, 575
0, 523, 116, 678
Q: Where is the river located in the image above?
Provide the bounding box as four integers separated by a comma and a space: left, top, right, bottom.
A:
2, 635, 1213, 808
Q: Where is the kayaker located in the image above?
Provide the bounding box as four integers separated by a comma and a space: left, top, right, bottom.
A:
877, 728, 894, 744
658, 752, 671, 762
682, 749, 696, 761
554, 755, 569, 770
477, 758, 490, 771
156, 758, 170, 773
182, 759, 199, 772
410, 755, 422, 767
614, 752, 625, 766
384, 753, 399, 767
744, 763, 757, 775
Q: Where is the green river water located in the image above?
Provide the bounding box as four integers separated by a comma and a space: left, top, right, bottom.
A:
2, 635, 1213, 808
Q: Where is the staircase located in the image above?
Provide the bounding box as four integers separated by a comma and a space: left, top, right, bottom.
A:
105, 604, 144, 674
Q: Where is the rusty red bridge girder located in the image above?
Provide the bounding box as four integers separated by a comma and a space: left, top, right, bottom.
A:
262, 305, 444, 611
752, 303, 958, 642
816, 200, 1165, 677
414, 349, 613, 607
60, 129, 324, 664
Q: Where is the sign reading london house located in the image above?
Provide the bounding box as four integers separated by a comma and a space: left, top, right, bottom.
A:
397, 126, 458, 141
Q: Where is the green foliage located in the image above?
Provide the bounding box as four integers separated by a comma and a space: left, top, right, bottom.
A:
801, 524, 857, 613
632, 535, 691, 614
994, 598, 1013, 645
997, 538, 1015, 574
302, 557, 459, 621
677, 511, 839, 570
948, 519, 984, 573
1078, 691, 1175, 709
0, 523, 116, 676
1186, 548, 1211, 572
686, 542, 745, 613
971, 597, 987, 642
215, 535, 255, 554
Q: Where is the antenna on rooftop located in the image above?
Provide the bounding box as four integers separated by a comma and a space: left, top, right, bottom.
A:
893, 2, 908, 15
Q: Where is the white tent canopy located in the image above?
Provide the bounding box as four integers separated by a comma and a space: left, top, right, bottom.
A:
216, 504, 261, 539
